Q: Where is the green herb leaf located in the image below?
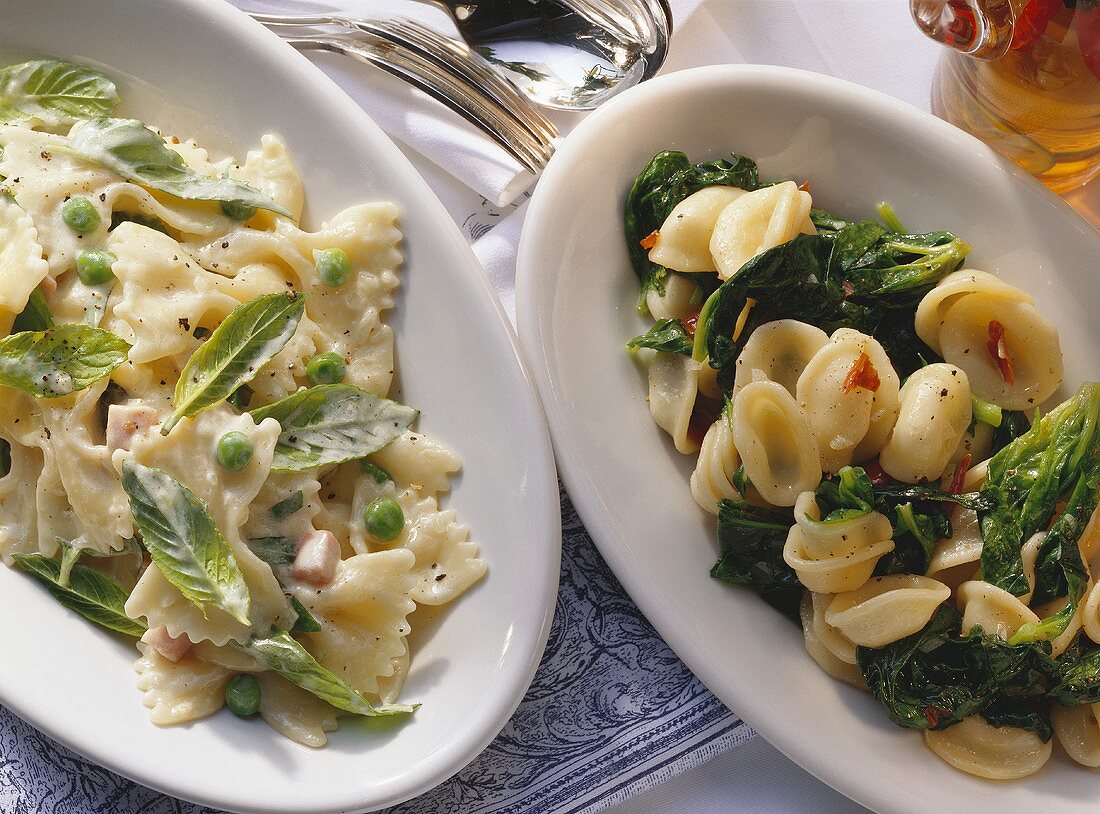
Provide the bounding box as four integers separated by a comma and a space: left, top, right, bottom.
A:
13, 552, 145, 637
234, 629, 414, 716
971, 394, 1003, 428
0, 324, 129, 398
121, 461, 251, 625
1048, 637, 1100, 707
251, 384, 418, 472
163, 292, 304, 434
980, 384, 1100, 597
856, 604, 1052, 731
11, 286, 54, 333
67, 118, 291, 217
813, 465, 875, 522
0, 60, 118, 126
247, 536, 296, 566
268, 491, 304, 520
289, 596, 322, 633
626, 317, 693, 356
712, 499, 800, 621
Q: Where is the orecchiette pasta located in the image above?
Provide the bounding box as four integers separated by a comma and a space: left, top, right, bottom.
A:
690, 414, 741, 514
957, 580, 1040, 641
879, 364, 972, 483
709, 181, 815, 280
648, 351, 702, 454
913, 270, 1033, 356
644, 273, 700, 321
1052, 702, 1100, 767
648, 185, 746, 273
925, 508, 983, 591
924, 716, 1052, 779
796, 329, 900, 473
799, 593, 866, 690
783, 491, 895, 593
732, 319, 828, 396
732, 378, 820, 506
824, 575, 951, 648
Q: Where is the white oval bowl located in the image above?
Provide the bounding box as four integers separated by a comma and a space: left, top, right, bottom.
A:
0, 1, 561, 812
517, 64, 1100, 814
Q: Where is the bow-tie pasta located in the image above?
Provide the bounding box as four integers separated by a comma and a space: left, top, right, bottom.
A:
0, 59, 483, 748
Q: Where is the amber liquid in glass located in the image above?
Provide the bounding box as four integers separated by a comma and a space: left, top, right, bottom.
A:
933, 13, 1100, 192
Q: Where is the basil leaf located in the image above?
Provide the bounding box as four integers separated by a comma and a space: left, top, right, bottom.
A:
269, 491, 303, 519
0, 60, 119, 126
13, 552, 146, 637
67, 118, 291, 217
121, 461, 251, 625
289, 596, 322, 633
0, 324, 130, 398
163, 292, 304, 434
11, 286, 54, 333
251, 384, 418, 472
626, 318, 693, 356
234, 630, 414, 716
247, 536, 296, 566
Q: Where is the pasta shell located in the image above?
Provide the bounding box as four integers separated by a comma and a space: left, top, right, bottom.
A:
914, 269, 1033, 356
879, 364, 972, 483
957, 580, 1040, 640
924, 716, 1052, 779
645, 273, 701, 321
648, 185, 746, 273
1052, 702, 1100, 767
824, 575, 951, 648
799, 592, 866, 690
733, 319, 828, 396
709, 181, 815, 281
732, 380, 821, 506
648, 351, 701, 454
690, 415, 742, 514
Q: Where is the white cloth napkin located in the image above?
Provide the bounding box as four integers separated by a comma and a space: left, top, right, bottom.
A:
235, 0, 536, 206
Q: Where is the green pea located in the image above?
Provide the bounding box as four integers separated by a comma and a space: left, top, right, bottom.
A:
62, 196, 100, 235
306, 351, 346, 385
224, 674, 262, 717
220, 200, 257, 221
360, 460, 393, 485
314, 247, 351, 287
216, 431, 254, 471
75, 249, 117, 286
363, 497, 404, 542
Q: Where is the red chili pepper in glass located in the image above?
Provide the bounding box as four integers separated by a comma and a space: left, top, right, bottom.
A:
1010, 0, 1064, 50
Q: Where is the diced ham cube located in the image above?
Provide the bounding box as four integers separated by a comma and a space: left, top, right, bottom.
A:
291, 530, 340, 587
106, 403, 160, 452
141, 625, 192, 662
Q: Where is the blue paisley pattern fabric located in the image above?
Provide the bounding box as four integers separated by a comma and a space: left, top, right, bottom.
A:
0, 488, 752, 814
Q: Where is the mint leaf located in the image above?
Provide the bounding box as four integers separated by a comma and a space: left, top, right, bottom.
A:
121, 461, 251, 625
0, 60, 118, 126
163, 292, 304, 434
235, 630, 414, 716
247, 536, 296, 566
251, 384, 417, 472
0, 324, 130, 398
67, 117, 291, 217
13, 552, 145, 637
11, 286, 54, 333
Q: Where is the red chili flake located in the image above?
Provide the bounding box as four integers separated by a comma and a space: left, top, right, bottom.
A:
924, 706, 949, 728
842, 352, 881, 394
681, 305, 702, 336
862, 458, 891, 486
687, 395, 723, 447
841, 280, 855, 297
950, 453, 972, 495
639, 230, 659, 250
986, 320, 1015, 385
798, 181, 811, 193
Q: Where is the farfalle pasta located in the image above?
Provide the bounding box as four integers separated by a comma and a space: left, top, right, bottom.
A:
0, 59, 485, 747
624, 147, 1100, 780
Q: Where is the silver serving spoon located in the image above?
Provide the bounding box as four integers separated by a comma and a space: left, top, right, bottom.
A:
430, 0, 673, 110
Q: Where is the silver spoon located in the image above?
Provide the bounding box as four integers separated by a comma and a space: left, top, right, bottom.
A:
428, 0, 673, 111
256, 0, 672, 112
